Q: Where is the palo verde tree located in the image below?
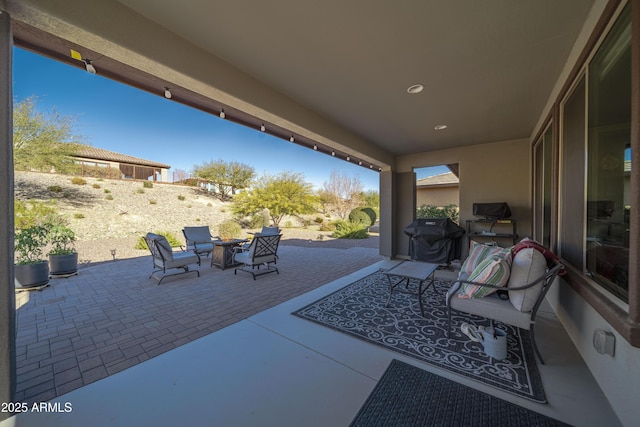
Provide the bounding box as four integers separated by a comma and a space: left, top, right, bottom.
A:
232, 171, 318, 226
13, 97, 82, 173
319, 169, 364, 219
193, 159, 255, 200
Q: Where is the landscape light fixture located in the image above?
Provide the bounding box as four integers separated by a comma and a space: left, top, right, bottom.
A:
219, 109, 226, 119
164, 87, 172, 99
260, 123, 266, 132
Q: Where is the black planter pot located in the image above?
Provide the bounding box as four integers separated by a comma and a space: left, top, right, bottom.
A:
49, 252, 79, 276
15, 261, 50, 289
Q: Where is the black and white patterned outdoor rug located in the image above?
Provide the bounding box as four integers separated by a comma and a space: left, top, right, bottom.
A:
293, 270, 546, 403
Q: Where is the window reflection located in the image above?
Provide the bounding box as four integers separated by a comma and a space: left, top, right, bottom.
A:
586, 4, 631, 302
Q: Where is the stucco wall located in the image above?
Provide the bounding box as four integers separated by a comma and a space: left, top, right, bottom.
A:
416, 186, 459, 208
396, 138, 531, 256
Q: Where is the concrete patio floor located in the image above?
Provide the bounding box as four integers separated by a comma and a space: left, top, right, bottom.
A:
5, 242, 621, 426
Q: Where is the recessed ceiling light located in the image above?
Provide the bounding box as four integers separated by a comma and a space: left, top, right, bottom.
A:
407, 84, 424, 94
434, 124, 448, 130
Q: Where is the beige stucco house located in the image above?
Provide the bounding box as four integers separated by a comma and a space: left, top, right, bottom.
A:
73, 145, 170, 182
416, 171, 459, 208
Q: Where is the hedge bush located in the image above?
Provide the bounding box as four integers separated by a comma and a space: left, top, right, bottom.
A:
332, 220, 369, 239
134, 231, 182, 250
349, 207, 376, 226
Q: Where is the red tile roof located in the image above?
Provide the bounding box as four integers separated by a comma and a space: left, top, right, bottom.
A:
74, 145, 170, 169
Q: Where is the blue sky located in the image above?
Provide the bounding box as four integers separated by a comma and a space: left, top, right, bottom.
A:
13, 48, 396, 190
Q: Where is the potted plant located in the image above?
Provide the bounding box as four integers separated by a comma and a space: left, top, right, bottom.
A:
14, 224, 51, 289
48, 224, 78, 276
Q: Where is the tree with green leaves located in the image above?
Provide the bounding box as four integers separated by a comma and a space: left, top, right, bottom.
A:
13, 97, 82, 173
232, 172, 318, 226
193, 159, 255, 200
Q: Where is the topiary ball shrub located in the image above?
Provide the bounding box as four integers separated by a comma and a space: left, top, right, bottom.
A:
349, 209, 372, 226
359, 207, 377, 225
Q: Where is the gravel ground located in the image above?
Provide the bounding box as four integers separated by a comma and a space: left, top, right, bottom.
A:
15, 171, 380, 266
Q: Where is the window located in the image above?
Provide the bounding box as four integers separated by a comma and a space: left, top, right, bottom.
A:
534, 124, 553, 248
586, 3, 631, 302
556, 3, 632, 305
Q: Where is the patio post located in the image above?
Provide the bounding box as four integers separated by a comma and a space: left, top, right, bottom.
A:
0, 9, 16, 418
379, 170, 416, 259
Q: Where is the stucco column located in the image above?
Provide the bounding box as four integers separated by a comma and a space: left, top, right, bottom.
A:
0, 9, 16, 418
379, 170, 416, 259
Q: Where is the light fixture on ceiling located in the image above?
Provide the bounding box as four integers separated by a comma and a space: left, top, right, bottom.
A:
290, 136, 295, 142
313, 144, 318, 150
358, 161, 362, 166
346, 156, 350, 161
164, 87, 172, 99
378, 167, 382, 171
219, 109, 226, 119
260, 123, 266, 132
331, 151, 335, 156
369, 164, 373, 169
434, 124, 448, 130
83, 60, 96, 75
407, 84, 424, 94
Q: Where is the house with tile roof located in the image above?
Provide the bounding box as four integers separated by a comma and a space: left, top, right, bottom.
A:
416, 171, 459, 208
72, 145, 171, 182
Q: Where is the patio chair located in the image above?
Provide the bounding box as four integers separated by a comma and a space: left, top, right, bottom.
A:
233, 234, 281, 279
446, 243, 564, 364
183, 226, 218, 263
144, 232, 200, 284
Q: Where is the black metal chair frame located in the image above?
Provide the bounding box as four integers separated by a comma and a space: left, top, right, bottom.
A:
233, 234, 281, 280
145, 234, 200, 285
446, 261, 564, 364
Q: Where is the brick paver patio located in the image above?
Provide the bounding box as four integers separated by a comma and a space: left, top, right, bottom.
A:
14, 241, 383, 403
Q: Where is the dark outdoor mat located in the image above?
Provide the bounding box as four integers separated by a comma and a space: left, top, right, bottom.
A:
293, 271, 546, 402
350, 359, 568, 427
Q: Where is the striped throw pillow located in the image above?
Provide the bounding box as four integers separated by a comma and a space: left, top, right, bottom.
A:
460, 241, 511, 276
458, 256, 511, 298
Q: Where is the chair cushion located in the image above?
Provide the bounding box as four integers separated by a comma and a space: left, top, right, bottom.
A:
147, 233, 174, 260
449, 293, 532, 330
458, 256, 511, 298
460, 241, 511, 276
508, 248, 548, 312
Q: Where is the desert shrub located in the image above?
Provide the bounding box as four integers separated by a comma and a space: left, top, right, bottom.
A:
106, 194, 114, 200
303, 219, 311, 228
283, 221, 293, 228
73, 213, 85, 219
14, 200, 58, 230
359, 207, 377, 225
314, 216, 324, 224
92, 183, 101, 189
218, 220, 242, 240
332, 221, 369, 239
71, 177, 86, 185
149, 199, 157, 205
349, 209, 371, 226
178, 195, 186, 201
48, 185, 63, 193
136, 188, 145, 194
207, 202, 213, 207
250, 214, 264, 229
104, 189, 111, 193
143, 181, 153, 188
319, 222, 337, 232
134, 231, 181, 250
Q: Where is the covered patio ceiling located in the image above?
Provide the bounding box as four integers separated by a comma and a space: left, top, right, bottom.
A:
7, 0, 595, 168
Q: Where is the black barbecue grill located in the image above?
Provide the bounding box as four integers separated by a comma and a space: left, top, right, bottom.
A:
404, 218, 465, 264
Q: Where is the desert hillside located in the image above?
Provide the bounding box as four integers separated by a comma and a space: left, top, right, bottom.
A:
14, 171, 378, 265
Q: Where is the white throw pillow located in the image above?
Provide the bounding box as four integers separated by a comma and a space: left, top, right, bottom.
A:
508, 248, 548, 312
